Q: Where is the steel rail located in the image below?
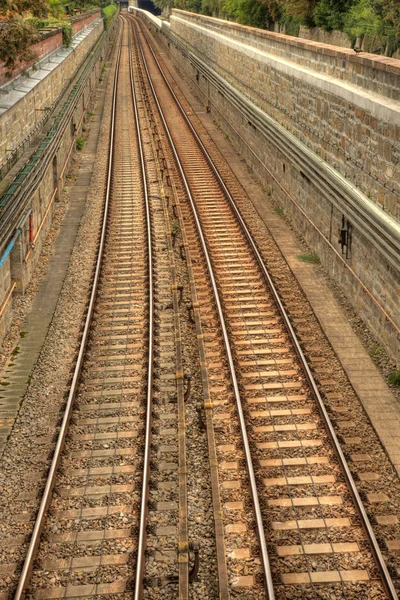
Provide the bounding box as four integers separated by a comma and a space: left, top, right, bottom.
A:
122, 14, 155, 600
129, 17, 191, 598
132, 12, 400, 339
135, 16, 399, 600
129, 16, 275, 599
13, 26, 123, 600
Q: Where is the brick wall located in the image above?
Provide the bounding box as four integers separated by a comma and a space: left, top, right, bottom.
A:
0, 20, 103, 164
71, 10, 101, 34
0, 30, 63, 86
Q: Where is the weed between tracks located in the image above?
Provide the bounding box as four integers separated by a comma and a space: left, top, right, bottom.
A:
388, 371, 400, 386
76, 138, 85, 151
297, 251, 321, 264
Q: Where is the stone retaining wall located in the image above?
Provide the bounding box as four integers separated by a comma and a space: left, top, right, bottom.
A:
0, 16, 118, 344
137, 9, 400, 361
0, 19, 103, 164
171, 10, 400, 222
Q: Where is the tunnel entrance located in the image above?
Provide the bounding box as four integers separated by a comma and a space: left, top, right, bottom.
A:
137, 0, 161, 15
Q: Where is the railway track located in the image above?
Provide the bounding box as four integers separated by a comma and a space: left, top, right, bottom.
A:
14, 19, 160, 600
128, 14, 398, 600
8, 12, 399, 600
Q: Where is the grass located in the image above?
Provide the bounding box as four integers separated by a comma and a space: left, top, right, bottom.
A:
172, 222, 180, 236
297, 252, 321, 264
0, 381, 10, 386
76, 138, 85, 151
19, 331, 27, 338
11, 345, 20, 357
369, 344, 383, 359
87, 111, 94, 117
388, 371, 400, 386
274, 207, 284, 217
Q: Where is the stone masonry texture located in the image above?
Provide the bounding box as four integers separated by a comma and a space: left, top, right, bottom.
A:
171, 10, 400, 222
0, 18, 103, 163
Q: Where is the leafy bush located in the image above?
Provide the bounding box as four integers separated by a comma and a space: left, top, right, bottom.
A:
61, 21, 72, 46
76, 137, 85, 150
223, 0, 269, 27
344, 0, 385, 39
314, 0, 354, 30
0, 15, 39, 74
102, 4, 117, 28
343, 0, 397, 52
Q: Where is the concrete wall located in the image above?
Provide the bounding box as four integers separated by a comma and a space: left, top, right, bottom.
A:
137, 9, 400, 361
0, 16, 118, 343
298, 26, 351, 48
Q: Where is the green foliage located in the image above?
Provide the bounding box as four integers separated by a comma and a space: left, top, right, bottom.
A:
297, 251, 321, 264
102, 3, 117, 28
274, 206, 285, 217
0, 15, 39, 73
174, 0, 202, 12
49, 0, 65, 18
61, 20, 72, 46
283, 16, 302, 35
343, 0, 397, 52
223, 0, 269, 27
314, 0, 353, 30
157, 0, 400, 53
344, 0, 386, 38
76, 137, 85, 150
388, 370, 400, 385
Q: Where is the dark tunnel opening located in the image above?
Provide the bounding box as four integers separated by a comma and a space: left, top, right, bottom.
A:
122, 0, 161, 14
138, 0, 161, 14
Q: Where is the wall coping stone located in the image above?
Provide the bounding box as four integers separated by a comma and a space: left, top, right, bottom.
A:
172, 9, 400, 76
0, 17, 103, 116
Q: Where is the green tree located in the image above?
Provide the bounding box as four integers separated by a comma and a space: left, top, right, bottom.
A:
314, 0, 355, 30
223, 0, 269, 26
343, 0, 397, 51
